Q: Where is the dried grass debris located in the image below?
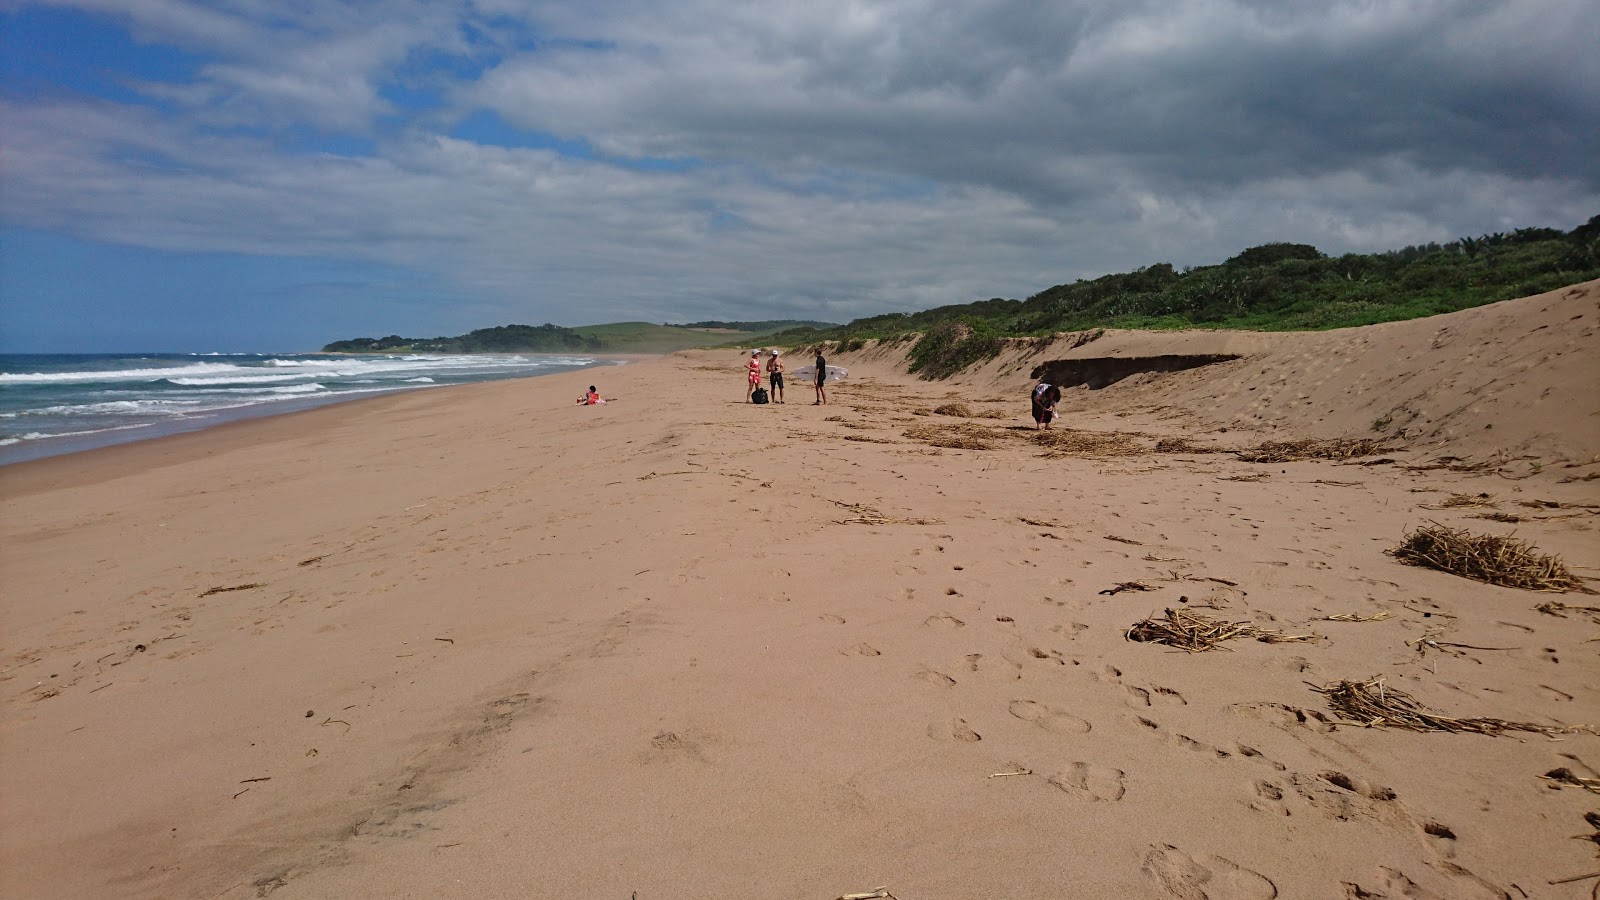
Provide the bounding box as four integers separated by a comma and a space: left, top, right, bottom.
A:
1317, 677, 1587, 736
1542, 768, 1600, 794
831, 500, 941, 526
1126, 608, 1319, 652
931, 402, 971, 417
903, 422, 997, 450
1536, 600, 1600, 620
1154, 437, 1222, 454
1424, 492, 1496, 510
1390, 523, 1584, 592
1474, 512, 1525, 523
1034, 428, 1146, 457
1099, 581, 1155, 596
1317, 611, 1393, 622
1237, 437, 1391, 463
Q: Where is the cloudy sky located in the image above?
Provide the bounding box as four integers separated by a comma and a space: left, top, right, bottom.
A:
2, 0, 1596, 351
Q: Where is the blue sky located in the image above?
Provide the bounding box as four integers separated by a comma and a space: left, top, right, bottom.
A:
1, 1, 1596, 352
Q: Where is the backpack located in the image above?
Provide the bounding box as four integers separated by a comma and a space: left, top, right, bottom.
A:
752, 387, 769, 404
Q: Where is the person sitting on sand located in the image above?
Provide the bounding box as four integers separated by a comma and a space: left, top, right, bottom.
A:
746, 350, 762, 403
577, 385, 605, 405
813, 351, 828, 405
766, 349, 786, 404
1031, 382, 1060, 429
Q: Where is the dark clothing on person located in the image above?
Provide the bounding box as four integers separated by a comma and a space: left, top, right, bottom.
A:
1031, 383, 1061, 424
814, 355, 827, 386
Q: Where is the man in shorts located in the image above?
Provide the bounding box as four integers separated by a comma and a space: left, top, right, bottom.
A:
766, 349, 786, 403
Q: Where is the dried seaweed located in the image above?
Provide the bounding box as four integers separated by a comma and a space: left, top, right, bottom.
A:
1154, 437, 1223, 454
1237, 437, 1391, 463
1126, 608, 1319, 652
1390, 523, 1584, 592
1099, 581, 1154, 595
1033, 428, 1146, 457
1423, 492, 1496, 510
931, 402, 971, 417
831, 501, 941, 526
1317, 611, 1393, 622
1317, 677, 1586, 736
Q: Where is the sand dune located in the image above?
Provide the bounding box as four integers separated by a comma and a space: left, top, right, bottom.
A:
926, 278, 1600, 464
2, 286, 1597, 899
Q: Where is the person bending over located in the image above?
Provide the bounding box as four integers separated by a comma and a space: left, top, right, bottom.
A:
1031, 382, 1060, 429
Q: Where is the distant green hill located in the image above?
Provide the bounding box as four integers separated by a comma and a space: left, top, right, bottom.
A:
322, 319, 834, 354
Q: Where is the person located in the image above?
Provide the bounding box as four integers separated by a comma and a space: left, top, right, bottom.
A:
813, 350, 828, 405
1031, 381, 1061, 429
766, 349, 786, 403
577, 385, 605, 405
746, 349, 762, 402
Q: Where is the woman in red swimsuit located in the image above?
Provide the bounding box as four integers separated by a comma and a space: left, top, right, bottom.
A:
746, 350, 762, 402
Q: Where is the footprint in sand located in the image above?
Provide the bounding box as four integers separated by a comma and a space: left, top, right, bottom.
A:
924, 613, 965, 628
926, 718, 982, 742
850, 643, 882, 656
1048, 762, 1126, 801
1343, 865, 1507, 900
1142, 844, 1278, 899
818, 614, 846, 624
916, 668, 957, 687
1008, 700, 1092, 734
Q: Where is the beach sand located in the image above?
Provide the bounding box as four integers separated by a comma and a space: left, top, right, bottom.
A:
3, 281, 1598, 899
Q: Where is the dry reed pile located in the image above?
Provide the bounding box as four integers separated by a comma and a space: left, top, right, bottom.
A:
1389, 523, 1584, 592
931, 402, 971, 417
1317, 677, 1585, 736
1126, 608, 1319, 652
1154, 437, 1223, 453
1237, 437, 1390, 463
1033, 428, 1145, 457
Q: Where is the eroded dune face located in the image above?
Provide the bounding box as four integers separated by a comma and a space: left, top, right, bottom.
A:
852, 279, 1600, 464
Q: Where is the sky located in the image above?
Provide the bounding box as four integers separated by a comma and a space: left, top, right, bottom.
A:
1, 1, 1597, 352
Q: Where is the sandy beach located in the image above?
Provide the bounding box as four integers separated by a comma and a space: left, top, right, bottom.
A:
3, 282, 1598, 899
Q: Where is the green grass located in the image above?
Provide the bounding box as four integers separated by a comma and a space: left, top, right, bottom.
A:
570, 321, 802, 353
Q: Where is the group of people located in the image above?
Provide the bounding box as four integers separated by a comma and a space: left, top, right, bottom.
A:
747, 348, 828, 405
589, 350, 1059, 424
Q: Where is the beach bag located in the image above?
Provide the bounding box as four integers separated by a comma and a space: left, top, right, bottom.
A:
752, 387, 769, 404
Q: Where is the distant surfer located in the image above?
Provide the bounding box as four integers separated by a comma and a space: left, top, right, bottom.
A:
746, 350, 762, 402
577, 385, 605, 405
813, 350, 828, 406
1031, 382, 1060, 429
766, 349, 786, 403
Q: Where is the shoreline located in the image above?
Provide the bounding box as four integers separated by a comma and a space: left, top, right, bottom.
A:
2, 301, 1597, 898
0, 353, 652, 467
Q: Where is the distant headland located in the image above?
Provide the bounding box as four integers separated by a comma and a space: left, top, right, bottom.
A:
321, 320, 837, 355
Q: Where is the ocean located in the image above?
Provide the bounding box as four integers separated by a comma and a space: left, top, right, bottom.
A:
0, 352, 617, 464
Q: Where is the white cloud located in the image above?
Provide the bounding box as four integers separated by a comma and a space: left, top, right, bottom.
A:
2, 0, 1596, 329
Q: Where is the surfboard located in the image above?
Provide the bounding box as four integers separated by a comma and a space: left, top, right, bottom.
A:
791, 365, 847, 382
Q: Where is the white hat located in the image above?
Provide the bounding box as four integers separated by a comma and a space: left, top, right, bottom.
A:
770, 349, 780, 355
751, 349, 760, 355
